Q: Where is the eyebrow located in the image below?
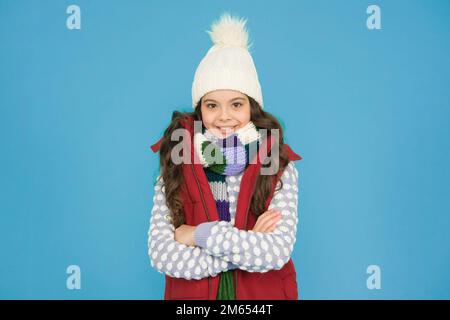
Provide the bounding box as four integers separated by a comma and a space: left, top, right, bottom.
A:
203, 97, 246, 103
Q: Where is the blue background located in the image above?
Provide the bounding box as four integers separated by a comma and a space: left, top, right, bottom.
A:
1, 0, 449, 299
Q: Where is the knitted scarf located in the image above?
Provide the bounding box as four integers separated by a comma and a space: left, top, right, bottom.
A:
193, 121, 261, 300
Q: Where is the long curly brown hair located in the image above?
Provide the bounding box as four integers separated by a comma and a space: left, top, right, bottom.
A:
157, 95, 291, 228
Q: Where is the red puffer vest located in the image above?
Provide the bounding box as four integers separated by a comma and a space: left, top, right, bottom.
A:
150, 115, 303, 300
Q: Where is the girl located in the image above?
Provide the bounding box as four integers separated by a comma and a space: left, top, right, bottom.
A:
148, 13, 302, 300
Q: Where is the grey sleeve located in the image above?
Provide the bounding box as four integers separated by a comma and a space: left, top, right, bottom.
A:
147, 175, 238, 280
193, 162, 300, 273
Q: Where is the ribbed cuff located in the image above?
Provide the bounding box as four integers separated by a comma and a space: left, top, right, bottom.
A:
194, 221, 218, 248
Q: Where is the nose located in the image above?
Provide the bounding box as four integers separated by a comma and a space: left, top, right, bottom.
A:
219, 106, 231, 121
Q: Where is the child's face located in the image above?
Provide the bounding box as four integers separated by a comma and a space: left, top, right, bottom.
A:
200, 89, 251, 138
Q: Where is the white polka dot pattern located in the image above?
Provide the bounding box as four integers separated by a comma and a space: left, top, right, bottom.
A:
148, 161, 299, 278
200, 162, 299, 272
148, 176, 236, 280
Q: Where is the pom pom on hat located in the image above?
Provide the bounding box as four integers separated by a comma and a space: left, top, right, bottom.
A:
206, 13, 252, 50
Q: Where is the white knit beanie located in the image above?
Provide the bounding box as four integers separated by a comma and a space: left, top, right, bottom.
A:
191, 13, 264, 109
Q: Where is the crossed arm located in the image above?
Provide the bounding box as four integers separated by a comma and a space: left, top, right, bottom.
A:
147, 161, 299, 280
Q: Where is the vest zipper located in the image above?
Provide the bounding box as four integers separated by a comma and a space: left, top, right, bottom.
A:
190, 163, 212, 299
190, 163, 211, 222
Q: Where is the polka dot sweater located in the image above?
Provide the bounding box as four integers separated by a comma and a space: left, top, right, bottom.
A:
148, 161, 299, 280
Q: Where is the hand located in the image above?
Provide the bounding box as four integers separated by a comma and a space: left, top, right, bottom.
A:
174, 224, 196, 247
252, 208, 281, 233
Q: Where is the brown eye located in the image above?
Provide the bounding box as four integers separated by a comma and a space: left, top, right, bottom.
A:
232, 103, 242, 108
206, 104, 217, 109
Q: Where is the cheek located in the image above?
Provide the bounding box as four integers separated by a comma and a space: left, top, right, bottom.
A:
237, 106, 251, 122
201, 110, 215, 128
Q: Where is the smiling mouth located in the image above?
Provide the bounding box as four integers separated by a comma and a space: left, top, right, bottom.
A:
216, 126, 237, 134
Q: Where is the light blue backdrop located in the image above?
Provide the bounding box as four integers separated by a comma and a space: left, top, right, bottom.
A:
1, 0, 449, 299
